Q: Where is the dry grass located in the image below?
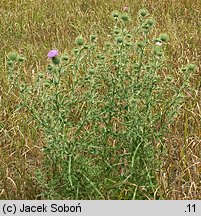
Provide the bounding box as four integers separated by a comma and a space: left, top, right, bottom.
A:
0, 0, 200, 199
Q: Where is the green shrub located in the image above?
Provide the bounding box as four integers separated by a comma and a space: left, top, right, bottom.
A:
7, 9, 196, 199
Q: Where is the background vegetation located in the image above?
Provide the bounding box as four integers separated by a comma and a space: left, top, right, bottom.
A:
0, 0, 200, 199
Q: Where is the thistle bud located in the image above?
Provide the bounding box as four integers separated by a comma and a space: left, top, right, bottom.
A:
52, 56, 60, 65
181, 67, 187, 72
83, 44, 89, 49
112, 11, 119, 18
75, 36, 85, 46
139, 9, 148, 17
146, 18, 155, 27
114, 28, 120, 34
72, 48, 79, 55
18, 56, 25, 62
90, 34, 97, 42
142, 23, 150, 30
7, 60, 13, 66
125, 42, 132, 47
88, 68, 95, 74
62, 54, 69, 61
116, 36, 124, 43
8, 52, 18, 61
121, 13, 129, 21
187, 63, 196, 71
38, 73, 44, 79
137, 41, 145, 48
126, 34, 132, 38
160, 34, 169, 42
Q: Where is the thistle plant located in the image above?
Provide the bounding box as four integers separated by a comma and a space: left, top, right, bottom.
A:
7, 9, 196, 199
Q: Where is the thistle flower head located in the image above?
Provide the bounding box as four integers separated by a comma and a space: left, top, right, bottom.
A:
7, 60, 13, 66
125, 42, 132, 47
18, 56, 26, 62
155, 41, 162, 46
122, 6, 129, 12
126, 33, 132, 38
112, 11, 119, 18
38, 73, 44, 79
160, 34, 169, 42
139, 9, 148, 17
83, 44, 89, 49
116, 36, 124, 43
72, 48, 79, 55
137, 41, 145, 48
142, 23, 150, 30
121, 13, 129, 21
75, 36, 85, 46
114, 28, 120, 34
187, 63, 196, 71
154, 37, 162, 43
105, 42, 111, 47
52, 56, 60, 65
181, 67, 187, 72
47, 50, 58, 58
90, 34, 97, 42
146, 18, 155, 27
8, 52, 18, 61
62, 54, 69, 61
88, 68, 95, 75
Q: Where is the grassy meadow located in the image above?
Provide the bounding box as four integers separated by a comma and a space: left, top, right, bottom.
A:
0, 0, 200, 199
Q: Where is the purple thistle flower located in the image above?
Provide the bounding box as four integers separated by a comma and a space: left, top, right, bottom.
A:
155, 41, 162, 46
47, 50, 58, 58
123, 6, 129, 12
